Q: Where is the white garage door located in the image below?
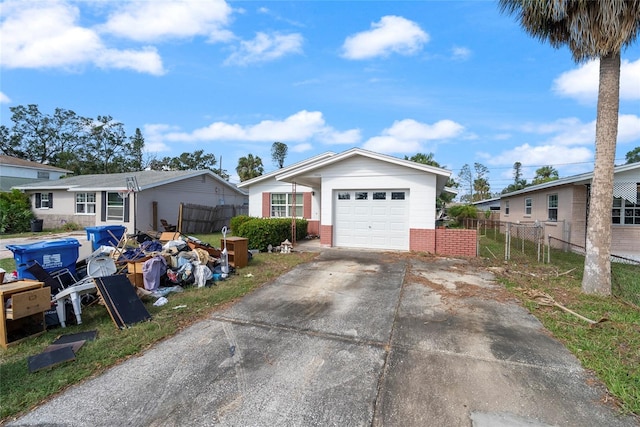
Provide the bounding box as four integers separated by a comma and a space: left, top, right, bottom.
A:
334, 190, 409, 250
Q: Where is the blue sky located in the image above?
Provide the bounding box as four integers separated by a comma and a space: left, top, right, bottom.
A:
1, 0, 639, 191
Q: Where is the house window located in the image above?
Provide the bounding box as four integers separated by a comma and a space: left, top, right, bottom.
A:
271, 193, 303, 217
40, 193, 50, 208
37, 171, 50, 179
355, 192, 368, 200
524, 198, 532, 216
337, 192, 350, 200
107, 192, 125, 221
504, 200, 510, 215
76, 192, 96, 214
35, 192, 53, 209
391, 192, 405, 200
548, 194, 558, 221
612, 183, 640, 225
373, 192, 386, 200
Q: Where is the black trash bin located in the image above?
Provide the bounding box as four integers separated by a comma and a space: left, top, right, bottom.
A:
30, 219, 44, 232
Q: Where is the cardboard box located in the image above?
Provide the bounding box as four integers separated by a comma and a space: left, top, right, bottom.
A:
126, 256, 152, 275
127, 273, 144, 288
159, 232, 181, 242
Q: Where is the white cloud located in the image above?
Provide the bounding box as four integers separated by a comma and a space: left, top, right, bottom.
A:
0, 0, 165, 74
553, 58, 640, 103
517, 114, 640, 146
100, 0, 234, 43
96, 47, 164, 75
224, 32, 303, 66
342, 16, 428, 60
451, 46, 471, 60
618, 114, 640, 143
483, 144, 593, 167
362, 118, 464, 154
143, 124, 178, 153
162, 110, 359, 144
0, 92, 11, 104
291, 143, 313, 153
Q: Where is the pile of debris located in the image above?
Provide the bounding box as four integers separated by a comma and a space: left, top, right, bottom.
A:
108, 231, 239, 294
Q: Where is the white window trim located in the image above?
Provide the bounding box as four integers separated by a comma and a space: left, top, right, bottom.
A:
547, 194, 558, 222
524, 198, 532, 216
106, 192, 125, 221
75, 192, 97, 215
271, 193, 303, 218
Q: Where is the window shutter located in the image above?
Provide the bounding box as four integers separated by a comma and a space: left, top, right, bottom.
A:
303, 192, 312, 219
48, 193, 53, 209
101, 192, 107, 221
124, 194, 130, 222
35, 193, 41, 208
262, 192, 271, 218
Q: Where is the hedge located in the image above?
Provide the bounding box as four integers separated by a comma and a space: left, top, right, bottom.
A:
236, 217, 308, 252
229, 215, 253, 234
0, 190, 34, 233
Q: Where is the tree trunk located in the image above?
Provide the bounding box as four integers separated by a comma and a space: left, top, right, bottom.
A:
582, 53, 620, 295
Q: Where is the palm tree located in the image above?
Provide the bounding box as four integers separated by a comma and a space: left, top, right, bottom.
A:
236, 154, 264, 182
500, 0, 640, 295
531, 165, 559, 185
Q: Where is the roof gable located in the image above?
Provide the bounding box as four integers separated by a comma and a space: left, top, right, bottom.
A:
0, 155, 73, 173
276, 148, 451, 181
236, 151, 335, 188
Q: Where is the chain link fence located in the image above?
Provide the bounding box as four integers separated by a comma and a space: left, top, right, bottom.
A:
464, 218, 545, 262
463, 218, 639, 305
548, 236, 640, 305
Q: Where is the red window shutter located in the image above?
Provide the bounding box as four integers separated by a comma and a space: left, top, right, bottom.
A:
303, 192, 312, 219
262, 192, 270, 218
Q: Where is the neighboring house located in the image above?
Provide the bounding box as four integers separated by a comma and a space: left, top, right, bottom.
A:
238, 148, 457, 252
13, 170, 248, 233
472, 197, 501, 219
0, 155, 72, 192
500, 162, 640, 256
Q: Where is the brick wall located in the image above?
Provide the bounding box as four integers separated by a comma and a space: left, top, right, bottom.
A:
320, 225, 333, 246
435, 228, 477, 257
410, 228, 436, 252
410, 228, 476, 256
308, 220, 320, 235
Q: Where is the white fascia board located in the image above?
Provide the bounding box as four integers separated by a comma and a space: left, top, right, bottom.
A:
276, 148, 452, 182
237, 152, 336, 188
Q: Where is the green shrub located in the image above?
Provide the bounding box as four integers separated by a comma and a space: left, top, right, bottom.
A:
447, 204, 478, 221
237, 218, 308, 251
61, 221, 81, 231
0, 190, 34, 233
229, 215, 254, 234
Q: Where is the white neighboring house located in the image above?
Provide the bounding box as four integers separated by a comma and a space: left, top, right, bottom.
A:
500, 161, 640, 258
238, 148, 453, 251
0, 155, 72, 192
13, 170, 248, 233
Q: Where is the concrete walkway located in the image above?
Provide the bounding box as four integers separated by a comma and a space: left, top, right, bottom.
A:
7, 250, 636, 426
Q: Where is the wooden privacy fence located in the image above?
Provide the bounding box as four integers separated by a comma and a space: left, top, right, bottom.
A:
178, 203, 248, 234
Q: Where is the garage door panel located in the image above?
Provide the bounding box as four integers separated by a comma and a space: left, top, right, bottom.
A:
334, 189, 409, 250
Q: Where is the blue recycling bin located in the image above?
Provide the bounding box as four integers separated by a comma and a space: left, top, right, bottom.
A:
85, 225, 126, 251
7, 238, 81, 280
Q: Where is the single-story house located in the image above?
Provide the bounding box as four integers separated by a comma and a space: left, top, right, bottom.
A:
472, 196, 501, 212
13, 170, 248, 234
238, 148, 466, 252
500, 161, 640, 257
0, 155, 73, 192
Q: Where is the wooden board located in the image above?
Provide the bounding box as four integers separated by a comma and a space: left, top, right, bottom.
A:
28, 346, 76, 372
52, 330, 97, 345
94, 275, 151, 329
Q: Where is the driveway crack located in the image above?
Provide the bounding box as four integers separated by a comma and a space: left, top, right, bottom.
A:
371, 259, 408, 427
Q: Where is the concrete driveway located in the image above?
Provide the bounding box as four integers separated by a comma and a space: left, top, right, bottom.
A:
8, 250, 636, 426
